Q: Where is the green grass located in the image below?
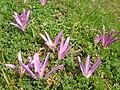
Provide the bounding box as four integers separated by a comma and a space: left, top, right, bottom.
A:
0, 0, 120, 89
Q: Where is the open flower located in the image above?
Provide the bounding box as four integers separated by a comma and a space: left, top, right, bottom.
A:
40, 0, 47, 6
78, 55, 101, 78
10, 9, 32, 31
39, 31, 63, 50
58, 36, 76, 60
94, 25, 120, 47
5, 52, 64, 79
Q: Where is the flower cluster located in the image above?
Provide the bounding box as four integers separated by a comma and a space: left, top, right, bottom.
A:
39, 31, 63, 50
94, 25, 120, 47
5, 28, 102, 78
5, 52, 64, 79
58, 36, 76, 60
78, 55, 101, 78
5, 2, 120, 80
10, 9, 32, 31
40, 31, 76, 60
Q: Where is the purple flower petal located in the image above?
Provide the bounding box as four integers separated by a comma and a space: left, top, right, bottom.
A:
39, 33, 49, 44
44, 64, 64, 79
105, 32, 120, 46
63, 37, 70, 51
44, 31, 53, 45
40, 0, 47, 5
27, 56, 33, 68
9, 22, 22, 30
31, 53, 41, 78
21, 9, 26, 19
85, 55, 90, 74
54, 30, 63, 46
78, 56, 85, 75
25, 10, 30, 23
58, 36, 76, 60
18, 52, 36, 78
40, 53, 50, 78
67, 42, 76, 51
58, 51, 67, 60
105, 38, 120, 47
104, 29, 114, 45
94, 34, 102, 44
60, 36, 64, 52
4, 64, 21, 74
13, 14, 22, 23
102, 25, 106, 46
87, 59, 101, 78
27, 56, 32, 63
13, 12, 23, 26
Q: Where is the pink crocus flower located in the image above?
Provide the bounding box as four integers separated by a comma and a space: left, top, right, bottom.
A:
58, 36, 76, 60
5, 52, 64, 79
39, 31, 63, 50
78, 55, 101, 78
10, 9, 32, 31
94, 25, 120, 47
40, 0, 47, 6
